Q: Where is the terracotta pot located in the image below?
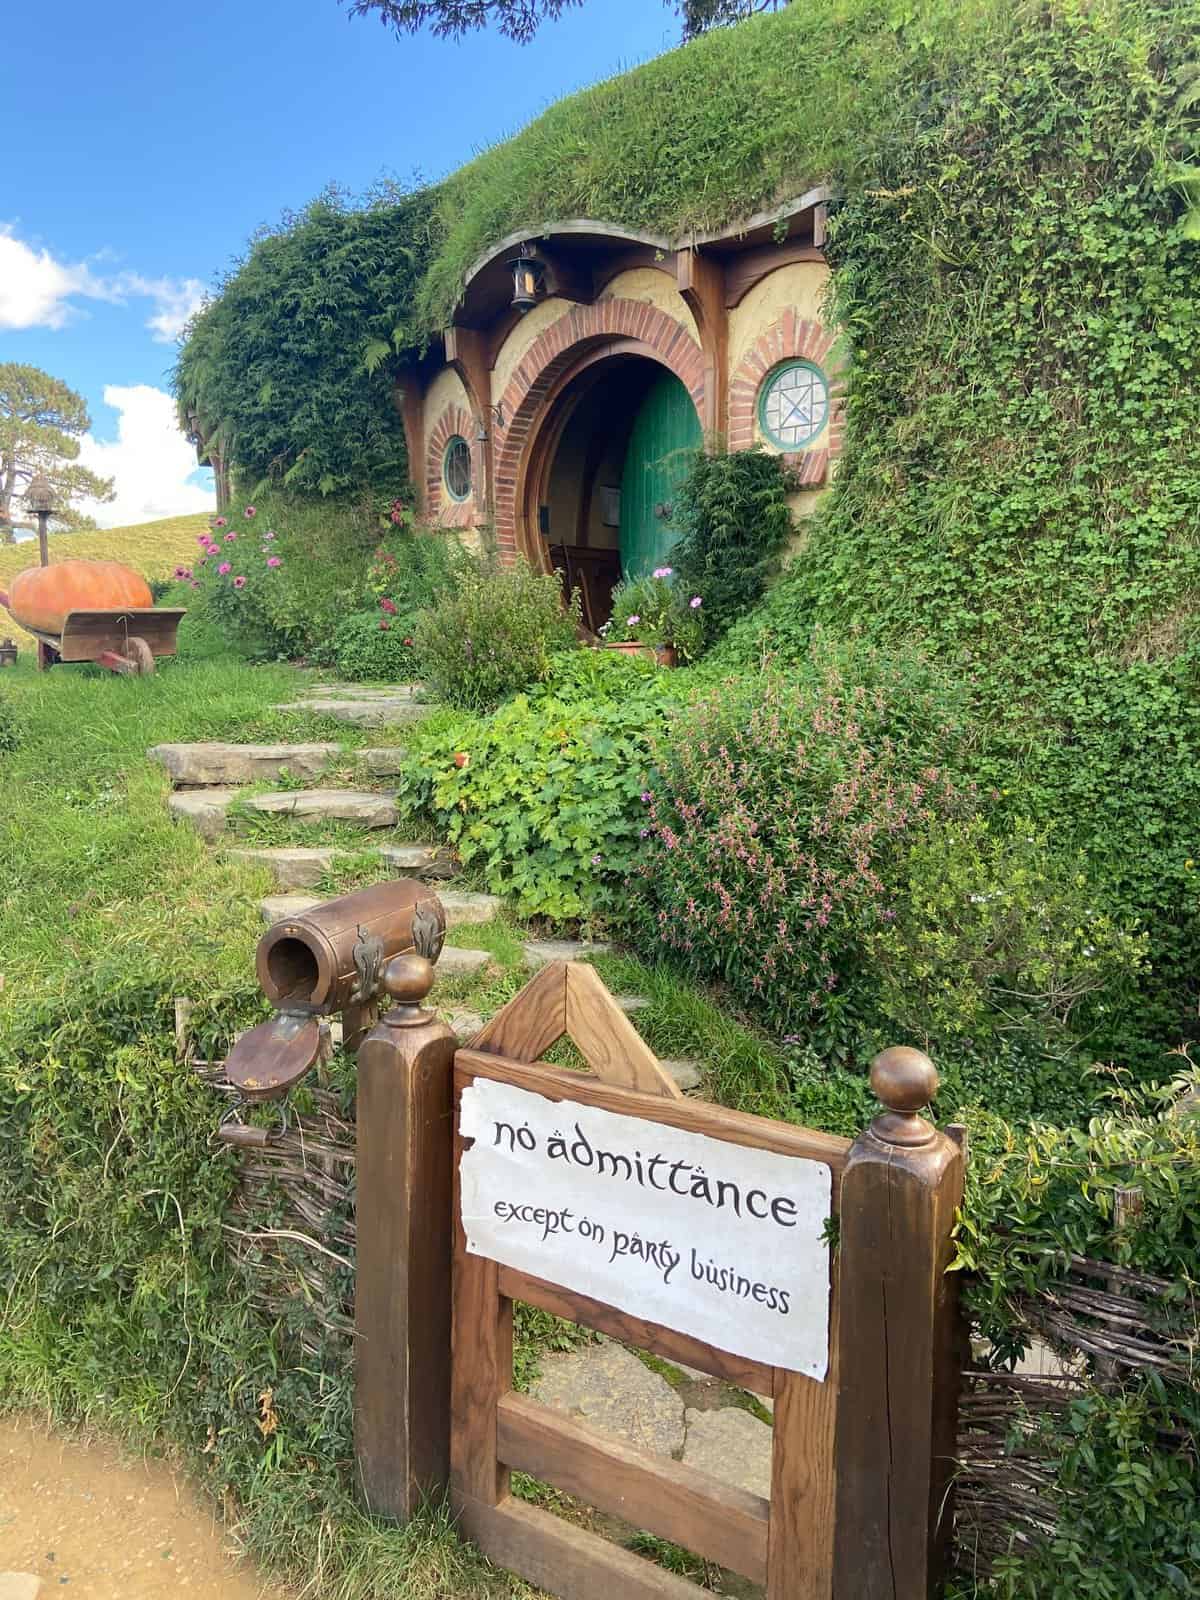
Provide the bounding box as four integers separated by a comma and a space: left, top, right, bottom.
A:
604, 640, 677, 668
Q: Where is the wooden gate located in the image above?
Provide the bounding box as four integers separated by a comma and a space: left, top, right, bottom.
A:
442, 961, 964, 1600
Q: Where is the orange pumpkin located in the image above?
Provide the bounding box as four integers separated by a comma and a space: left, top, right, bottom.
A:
0, 559, 153, 636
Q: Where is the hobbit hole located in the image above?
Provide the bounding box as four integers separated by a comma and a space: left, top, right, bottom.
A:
399, 191, 843, 625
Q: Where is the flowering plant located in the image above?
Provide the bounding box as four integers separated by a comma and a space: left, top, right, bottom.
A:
602, 567, 703, 662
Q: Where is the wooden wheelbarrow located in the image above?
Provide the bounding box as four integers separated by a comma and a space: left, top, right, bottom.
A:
29, 607, 187, 675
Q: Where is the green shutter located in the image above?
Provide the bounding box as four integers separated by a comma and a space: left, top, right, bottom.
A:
619, 371, 703, 579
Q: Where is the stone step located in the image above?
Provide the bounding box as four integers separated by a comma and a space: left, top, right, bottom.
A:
149, 741, 338, 787
274, 697, 430, 728
661, 1058, 704, 1093
169, 787, 398, 840
229, 841, 445, 890
360, 746, 409, 777
259, 887, 503, 928
306, 682, 422, 700
436, 945, 492, 978
523, 937, 613, 969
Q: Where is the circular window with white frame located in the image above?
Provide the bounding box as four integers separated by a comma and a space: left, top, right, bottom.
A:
758, 360, 830, 451
443, 435, 472, 502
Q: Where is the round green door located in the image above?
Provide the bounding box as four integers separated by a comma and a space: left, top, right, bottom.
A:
619, 371, 703, 580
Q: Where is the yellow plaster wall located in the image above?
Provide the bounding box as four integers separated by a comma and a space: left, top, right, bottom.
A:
727, 261, 831, 374
599, 268, 699, 344
423, 367, 472, 438
491, 296, 574, 400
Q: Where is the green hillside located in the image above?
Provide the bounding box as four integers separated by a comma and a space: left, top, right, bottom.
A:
0, 514, 209, 644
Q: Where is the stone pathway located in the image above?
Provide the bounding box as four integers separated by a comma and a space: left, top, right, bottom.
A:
531, 1337, 773, 1500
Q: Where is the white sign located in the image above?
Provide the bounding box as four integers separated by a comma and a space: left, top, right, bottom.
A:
459, 1079, 832, 1380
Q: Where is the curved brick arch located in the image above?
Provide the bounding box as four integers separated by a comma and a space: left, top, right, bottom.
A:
492, 297, 705, 562
728, 311, 845, 488
428, 404, 478, 529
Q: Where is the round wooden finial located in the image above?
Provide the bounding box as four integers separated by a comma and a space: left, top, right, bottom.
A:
869, 1046, 939, 1145
380, 952, 435, 1023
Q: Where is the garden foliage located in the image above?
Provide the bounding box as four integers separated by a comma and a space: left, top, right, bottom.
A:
411, 557, 580, 710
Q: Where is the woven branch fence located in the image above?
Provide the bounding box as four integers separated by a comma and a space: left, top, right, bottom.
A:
195, 1059, 1199, 1581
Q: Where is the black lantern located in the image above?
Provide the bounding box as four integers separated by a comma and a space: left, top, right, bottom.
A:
510, 251, 545, 315
24, 473, 56, 568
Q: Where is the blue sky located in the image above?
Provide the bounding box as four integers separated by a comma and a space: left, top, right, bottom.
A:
4, 0, 677, 525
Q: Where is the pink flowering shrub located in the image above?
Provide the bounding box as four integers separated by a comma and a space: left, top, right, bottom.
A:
629, 651, 971, 1035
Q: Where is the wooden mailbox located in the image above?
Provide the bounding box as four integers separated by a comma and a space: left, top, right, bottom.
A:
442, 962, 965, 1600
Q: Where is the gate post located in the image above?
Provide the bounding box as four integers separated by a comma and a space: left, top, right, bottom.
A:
354, 952, 457, 1521
832, 1047, 966, 1600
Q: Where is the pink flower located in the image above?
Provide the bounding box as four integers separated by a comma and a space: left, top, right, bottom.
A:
218, 562, 232, 576
380, 620, 390, 631
627, 614, 640, 627
652, 566, 673, 579
263, 529, 275, 541
172, 565, 187, 579
196, 534, 209, 547
690, 596, 702, 609
224, 531, 236, 543
191, 580, 201, 590
244, 506, 256, 519
233, 575, 246, 589
380, 597, 397, 615
266, 555, 281, 568
213, 516, 227, 529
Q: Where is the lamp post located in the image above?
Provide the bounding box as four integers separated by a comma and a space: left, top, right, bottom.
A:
25, 474, 56, 569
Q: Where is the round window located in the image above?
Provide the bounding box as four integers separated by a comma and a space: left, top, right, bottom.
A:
443, 436, 472, 502
758, 360, 829, 450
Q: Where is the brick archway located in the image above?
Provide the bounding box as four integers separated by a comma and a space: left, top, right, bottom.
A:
492, 298, 705, 563
427, 404, 477, 529
728, 311, 845, 488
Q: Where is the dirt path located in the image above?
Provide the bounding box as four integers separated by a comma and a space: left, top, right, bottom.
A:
0, 1417, 289, 1599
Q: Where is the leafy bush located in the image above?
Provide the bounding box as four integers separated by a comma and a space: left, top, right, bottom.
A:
871, 816, 1147, 1055
669, 446, 795, 643
630, 650, 971, 1035
331, 609, 418, 681
188, 506, 293, 660
412, 559, 580, 711
400, 678, 674, 920
604, 566, 704, 661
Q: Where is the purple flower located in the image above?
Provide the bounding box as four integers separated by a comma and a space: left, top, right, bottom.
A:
689, 596, 702, 609
196, 534, 209, 547
591, 853, 602, 866
626, 614, 640, 627
233, 575, 246, 589
213, 516, 227, 529
263, 529, 276, 541
652, 566, 673, 579
244, 505, 256, 519
266, 555, 281, 569
218, 562, 232, 576
172, 564, 187, 579
640, 791, 651, 803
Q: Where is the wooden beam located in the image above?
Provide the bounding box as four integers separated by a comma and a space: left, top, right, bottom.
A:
395, 370, 426, 514
676, 248, 727, 439
498, 1392, 769, 1585
498, 1265, 776, 1397
565, 962, 683, 1099
453, 1490, 703, 1600
767, 1265, 838, 1599
469, 959, 569, 1062
456, 1049, 852, 1179
723, 243, 827, 309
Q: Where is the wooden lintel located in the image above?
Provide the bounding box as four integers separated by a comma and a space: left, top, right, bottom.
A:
497, 1392, 769, 1585
724, 242, 826, 309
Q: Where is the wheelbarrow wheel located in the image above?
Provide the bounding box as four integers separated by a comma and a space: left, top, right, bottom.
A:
124, 635, 155, 675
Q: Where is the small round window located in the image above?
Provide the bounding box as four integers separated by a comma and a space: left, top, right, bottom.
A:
758, 360, 829, 450
443, 436, 472, 502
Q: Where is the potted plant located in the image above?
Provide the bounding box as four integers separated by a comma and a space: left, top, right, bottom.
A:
600, 567, 703, 666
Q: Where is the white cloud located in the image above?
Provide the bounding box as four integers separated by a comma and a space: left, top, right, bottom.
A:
78, 385, 215, 528
0, 224, 208, 342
